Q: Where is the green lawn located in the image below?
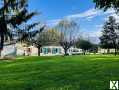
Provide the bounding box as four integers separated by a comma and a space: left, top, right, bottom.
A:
0, 55, 118, 90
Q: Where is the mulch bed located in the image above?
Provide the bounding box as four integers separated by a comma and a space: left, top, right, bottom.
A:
0, 56, 16, 60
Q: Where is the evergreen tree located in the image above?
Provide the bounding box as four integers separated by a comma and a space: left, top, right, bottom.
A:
100, 16, 118, 55
93, 0, 119, 12
76, 39, 93, 55
0, 0, 37, 56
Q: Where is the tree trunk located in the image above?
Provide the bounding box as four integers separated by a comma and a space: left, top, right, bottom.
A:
38, 47, 41, 56
114, 47, 117, 56
0, 34, 4, 57
0, 5, 6, 57
64, 49, 68, 56
84, 51, 86, 55
113, 40, 117, 56
117, 49, 119, 55
107, 48, 110, 54
83, 50, 86, 55
0, 50, 1, 57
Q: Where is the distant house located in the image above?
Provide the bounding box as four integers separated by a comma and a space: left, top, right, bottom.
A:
98, 48, 115, 54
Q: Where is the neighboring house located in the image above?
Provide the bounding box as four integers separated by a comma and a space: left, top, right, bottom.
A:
16, 43, 38, 56
1, 44, 16, 57
26, 46, 38, 56
69, 47, 83, 55
16, 43, 26, 56
98, 48, 115, 54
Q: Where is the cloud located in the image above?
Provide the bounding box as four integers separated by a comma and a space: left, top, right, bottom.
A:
67, 8, 99, 19
79, 29, 102, 44
90, 30, 102, 37
47, 8, 115, 27
78, 30, 101, 44
67, 8, 115, 20
95, 24, 103, 28
46, 8, 116, 44
89, 31, 101, 44
46, 19, 61, 27
81, 29, 102, 37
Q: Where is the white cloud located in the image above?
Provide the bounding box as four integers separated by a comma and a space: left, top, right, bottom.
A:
47, 8, 115, 27
89, 30, 102, 37
67, 8, 98, 18
78, 30, 101, 44
81, 30, 102, 37
46, 19, 61, 27
45, 8, 119, 44
95, 24, 103, 28
67, 8, 115, 20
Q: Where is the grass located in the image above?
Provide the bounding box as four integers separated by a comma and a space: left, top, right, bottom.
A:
0, 55, 118, 90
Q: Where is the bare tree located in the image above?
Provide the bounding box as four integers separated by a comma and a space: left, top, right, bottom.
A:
34, 27, 61, 56
57, 19, 78, 55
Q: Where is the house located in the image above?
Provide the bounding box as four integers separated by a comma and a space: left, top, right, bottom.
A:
39, 46, 82, 56
15, 43, 83, 56
40, 46, 64, 56
98, 48, 115, 54
16, 43, 38, 56
1, 43, 83, 56
1, 44, 16, 57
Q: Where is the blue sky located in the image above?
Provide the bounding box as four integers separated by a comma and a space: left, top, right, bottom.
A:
29, 0, 94, 19
28, 0, 118, 43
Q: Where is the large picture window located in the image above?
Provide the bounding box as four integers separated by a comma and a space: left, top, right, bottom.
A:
43, 48, 51, 54
52, 48, 58, 54
43, 48, 48, 54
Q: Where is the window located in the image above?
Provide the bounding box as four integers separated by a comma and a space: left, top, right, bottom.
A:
43, 48, 48, 54
43, 48, 51, 54
48, 48, 51, 53
40, 48, 42, 53
58, 48, 61, 54
52, 48, 58, 54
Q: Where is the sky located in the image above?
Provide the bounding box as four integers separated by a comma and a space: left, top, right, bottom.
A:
28, 0, 119, 44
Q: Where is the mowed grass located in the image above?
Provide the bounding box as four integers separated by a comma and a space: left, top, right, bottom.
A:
0, 55, 118, 90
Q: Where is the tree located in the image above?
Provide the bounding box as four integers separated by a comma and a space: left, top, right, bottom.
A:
93, 0, 119, 12
89, 44, 98, 54
57, 19, 78, 55
100, 16, 118, 55
34, 28, 61, 56
0, 0, 36, 56
16, 23, 40, 44
76, 39, 93, 55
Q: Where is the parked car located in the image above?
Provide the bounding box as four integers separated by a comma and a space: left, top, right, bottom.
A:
69, 48, 83, 55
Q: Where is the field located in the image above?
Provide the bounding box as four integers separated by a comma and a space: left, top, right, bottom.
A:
0, 55, 118, 90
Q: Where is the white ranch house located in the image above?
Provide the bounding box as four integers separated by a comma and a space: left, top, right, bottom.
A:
1, 43, 83, 56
